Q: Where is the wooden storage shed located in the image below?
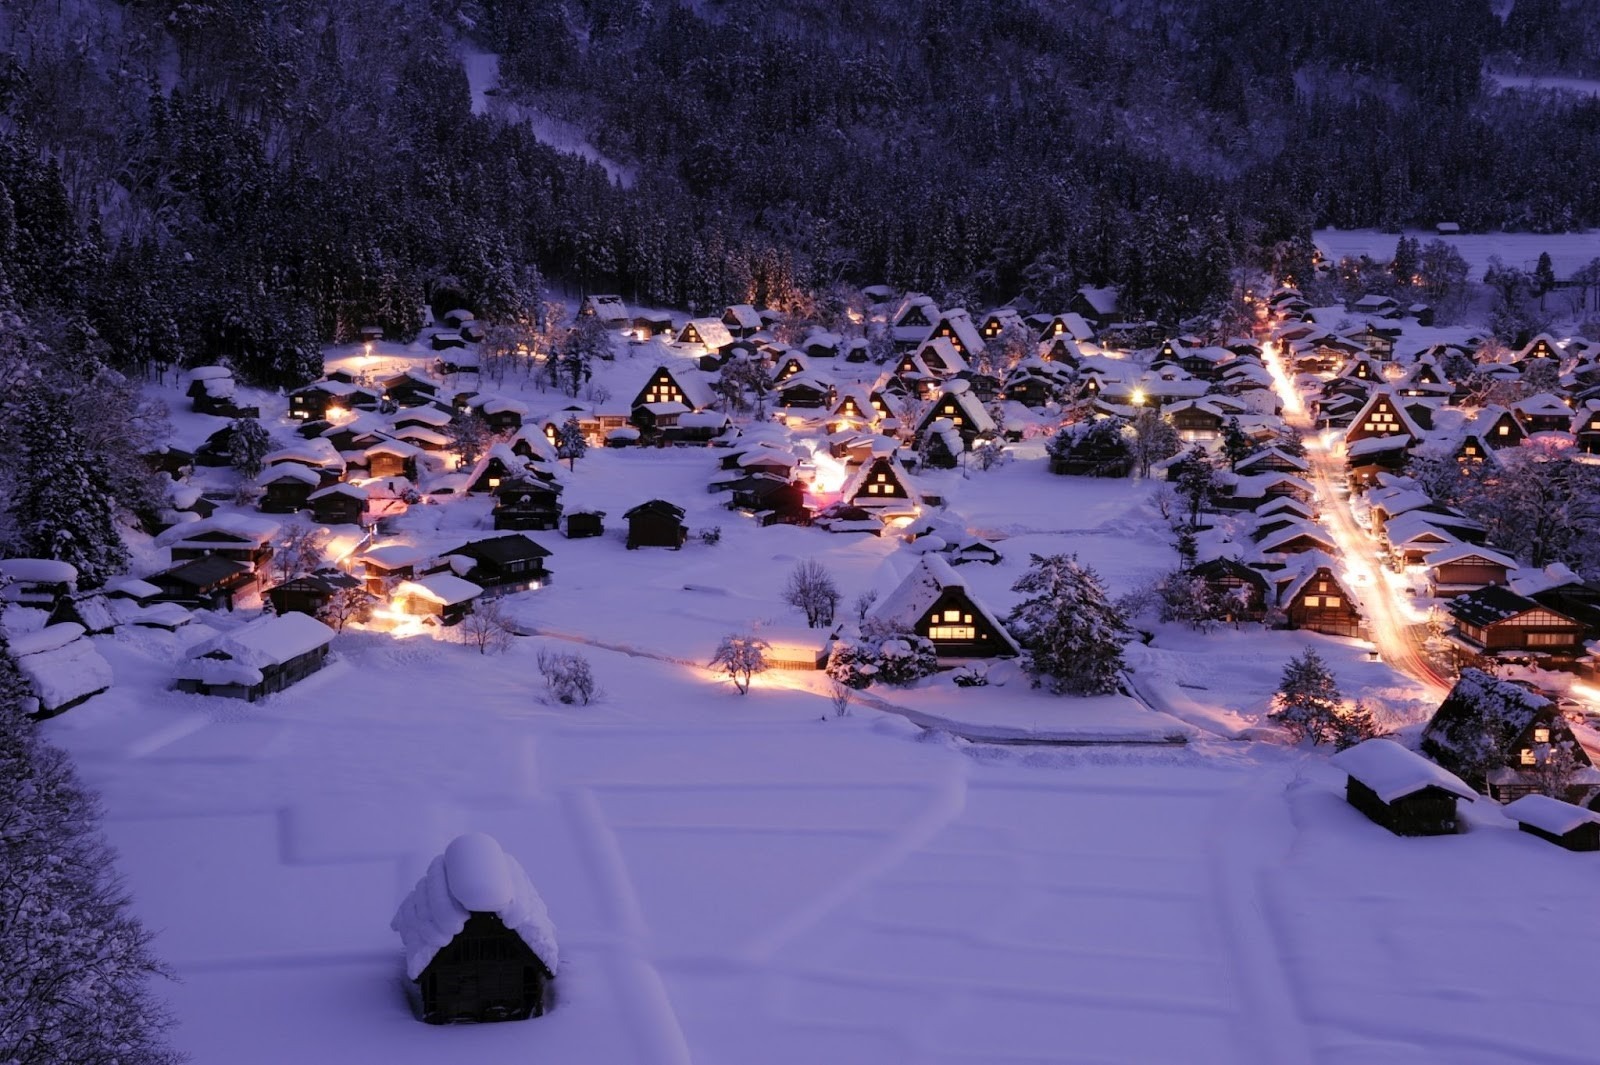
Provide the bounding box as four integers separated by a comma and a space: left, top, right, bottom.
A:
1330, 738, 1475, 837
624, 500, 687, 550
174, 612, 335, 701
1502, 794, 1600, 851
391, 833, 558, 1024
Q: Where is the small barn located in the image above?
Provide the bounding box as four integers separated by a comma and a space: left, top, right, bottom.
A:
258, 464, 322, 514
391, 833, 558, 1024
1501, 795, 1600, 851
624, 499, 687, 550
1330, 738, 1475, 837
0, 559, 78, 609
492, 479, 563, 531
564, 510, 605, 539
174, 612, 335, 701
438, 534, 551, 593
580, 294, 630, 329
10, 623, 113, 718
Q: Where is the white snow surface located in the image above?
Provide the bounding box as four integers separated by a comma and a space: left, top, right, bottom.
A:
15, 628, 112, 711
0, 557, 79, 584
1315, 227, 1600, 279
46, 335, 1600, 1063
391, 832, 560, 980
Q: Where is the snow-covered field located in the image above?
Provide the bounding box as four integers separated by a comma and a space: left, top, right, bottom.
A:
1313, 228, 1600, 279
40, 334, 1600, 1063
1490, 73, 1600, 98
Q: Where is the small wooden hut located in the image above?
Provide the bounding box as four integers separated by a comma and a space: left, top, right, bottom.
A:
391, 833, 558, 1024
1329, 738, 1475, 837
1501, 795, 1600, 851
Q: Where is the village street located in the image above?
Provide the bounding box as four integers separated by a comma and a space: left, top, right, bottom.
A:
1261, 342, 1453, 700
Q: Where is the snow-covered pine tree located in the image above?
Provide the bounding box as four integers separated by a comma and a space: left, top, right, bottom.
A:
555, 416, 588, 470
1270, 648, 1343, 744
14, 388, 129, 588
1005, 553, 1128, 695
1333, 698, 1379, 750
0, 645, 180, 1065
1221, 418, 1253, 469
229, 417, 272, 479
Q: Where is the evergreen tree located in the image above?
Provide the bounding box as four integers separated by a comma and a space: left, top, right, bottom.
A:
1333, 699, 1379, 750
1006, 553, 1128, 695
1269, 648, 1343, 744
13, 389, 128, 588
0, 646, 181, 1065
555, 416, 588, 470
1174, 445, 1220, 525
228, 417, 272, 479
1221, 418, 1254, 469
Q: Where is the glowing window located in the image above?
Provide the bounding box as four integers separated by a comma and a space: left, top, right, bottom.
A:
1520, 748, 1537, 766
1499, 425, 1510, 436
1324, 596, 1341, 608
1533, 727, 1551, 744
1305, 595, 1321, 607
944, 609, 960, 622
929, 625, 976, 641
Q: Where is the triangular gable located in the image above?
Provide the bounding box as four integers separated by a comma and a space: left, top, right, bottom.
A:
1345, 390, 1421, 445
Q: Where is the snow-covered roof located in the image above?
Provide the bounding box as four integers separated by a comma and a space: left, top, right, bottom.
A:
156, 513, 280, 548
1331, 738, 1476, 803
1502, 794, 1600, 836
868, 555, 1020, 655
679, 317, 734, 349
184, 612, 335, 671
13, 624, 112, 712
395, 573, 482, 606
260, 464, 322, 486
391, 833, 558, 980
1423, 542, 1517, 571
309, 482, 369, 502
266, 438, 345, 470
0, 558, 79, 585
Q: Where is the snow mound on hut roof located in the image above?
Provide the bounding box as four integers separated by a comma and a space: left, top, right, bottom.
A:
391, 832, 559, 980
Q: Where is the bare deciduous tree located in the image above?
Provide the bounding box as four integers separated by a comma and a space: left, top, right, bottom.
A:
457, 598, 516, 655
783, 559, 840, 628
709, 634, 770, 695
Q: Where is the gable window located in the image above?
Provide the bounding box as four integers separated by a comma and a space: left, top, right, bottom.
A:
929, 624, 976, 641
1519, 748, 1537, 766
1498, 425, 1510, 436
1533, 727, 1551, 744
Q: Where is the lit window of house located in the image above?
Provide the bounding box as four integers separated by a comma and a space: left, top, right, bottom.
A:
1520, 748, 1537, 766
1305, 596, 1321, 607
1498, 425, 1510, 436
1324, 596, 1341, 608
1533, 727, 1551, 744
929, 624, 976, 640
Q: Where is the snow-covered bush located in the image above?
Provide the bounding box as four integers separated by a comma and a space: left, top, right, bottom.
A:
873, 635, 938, 686
824, 638, 879, 690
537, 648, 596, 705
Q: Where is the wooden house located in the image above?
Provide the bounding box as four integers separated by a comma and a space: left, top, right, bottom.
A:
829, 386, 877, 425
580, 294, 630, 329
309, 483, 369, 526
466, 445, 531, 495
258, 464, 321, 514
1189, 558, 1268, 621
438, 534, 551, 594
1035, 312, 1094, 343
915, 384, 995, 451
1330, 738, 1475, 837
676, 318, 734, 351
1477, 407, 1527, 450
289, 380, 368, 421
1344, 390, 1421, 449
1422, 668, 1598, 801
1514, 333, 1563, 369
1165, 399, 1227, 441
801, 331, 843, 360
1351, 293, 1400, 318
1446, 586, 1586, 660
1513, 393, 1574, 435
867, 555, 1021, 662
0, 559, 78, 610
564, 510, 604, 539
624, 500, 687, 550
979, 307, 1025, 340
775, 375, 834, 410
926, 310, 986, 363
357, 544, 427, 595
391, 574, 482, 625
1571, 402, 1600, 454
840, 454, 919, 510
1069, 286, 1120, 330
914, 337, 968, 378
890, 294, 940, 345
471, 395, 530, 433
363, 440, 423, 482
161, 515, 278, 573
720, 304, 763, 338
493, 479, 563, 531
265, 569, 366, 618
381, 370, 444, 408
772, 351, 811, 383
1424, 543, 1516, 598
174, 612, 335, 700
631, 312, 673, 338
145, 556, 255, 610
1502, 795, 1600, 851
391, 833, 557, 1024
9, 623, 114, 718
630, 364, 716, 417
1276, 558, 1362, 638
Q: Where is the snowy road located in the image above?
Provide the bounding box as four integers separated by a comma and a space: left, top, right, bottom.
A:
1262, 341, 1452, 699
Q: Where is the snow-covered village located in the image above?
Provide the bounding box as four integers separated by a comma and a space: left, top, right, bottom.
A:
5, 2, 1600, 1064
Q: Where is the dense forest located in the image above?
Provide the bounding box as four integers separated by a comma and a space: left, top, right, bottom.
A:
0, 0, 1597, 398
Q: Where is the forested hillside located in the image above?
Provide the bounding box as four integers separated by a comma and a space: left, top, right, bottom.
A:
0, 0, 1597, 400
